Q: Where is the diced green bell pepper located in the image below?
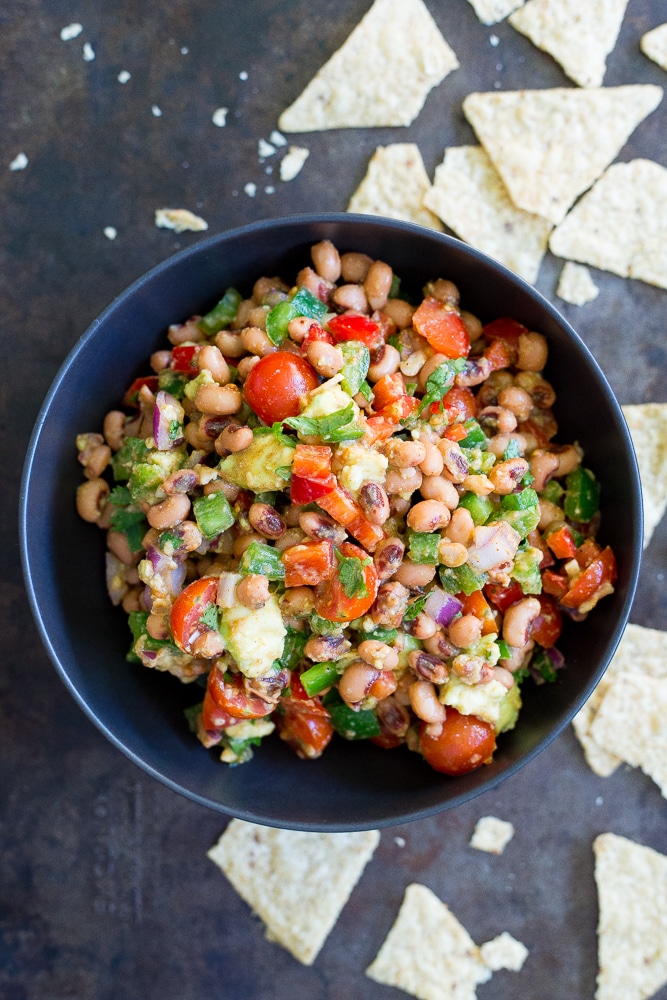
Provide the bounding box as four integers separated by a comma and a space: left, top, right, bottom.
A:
564, 466, 600, 523
275, 626, 308, 672
197, 287, 242, 336
408, 531, 441, 565
300, 661, 340, 698
238, 540, 285, 580
323, 692, 381, 740
458, 492, 495, 525
158, 369, 189, 399
496, 506, 541, 540
458, 419, 487, 449
339, 341, 370, 397
265, 287, 328, 346
501, 488, 539, 511
111, 437, 149, 482
439, 563, 487, 596
192, 492, 235, 538
540, 480, 564, 505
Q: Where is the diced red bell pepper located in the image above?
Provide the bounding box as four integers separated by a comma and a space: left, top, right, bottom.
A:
575, 538, 603, 569
546, 523, 578, 560
372, 373, 405, 411
282, 539, 335, 588
378, 395, 420, 423
317, 484, 385, 552
560, 547, 617, 609
459, 590, 497, 635
482, 338, 514, 371
171, 344, 200, 373
529, 593, 563, 647
364, 415, 398, 446
483, 317, 528, 343
412, 297, 470, 358
292, 443, 333, 480
484, 580, 524, 613
123, 375, 159, 407
301, 323, 335, 352
541, 569, 569, 599
290, 474, 336, 505
432, 386, 478, 422
371, 310, 397, 343
327, 313, 381, 347
441, 423, 468, 442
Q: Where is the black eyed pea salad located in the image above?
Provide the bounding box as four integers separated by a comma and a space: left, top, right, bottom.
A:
76, 240, 617, 773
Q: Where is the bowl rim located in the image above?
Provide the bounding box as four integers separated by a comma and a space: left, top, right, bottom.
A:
19, 212, 643, 829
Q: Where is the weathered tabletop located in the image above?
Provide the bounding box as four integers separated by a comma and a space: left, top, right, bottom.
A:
3, 1, 666, 997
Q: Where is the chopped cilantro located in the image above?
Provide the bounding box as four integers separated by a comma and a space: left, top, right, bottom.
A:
109, 507, 148, 553
403, 593, 428, 621
285, 403, 364, 443
108, 485, 132, 506
199, 604, 219, 631
336, 549, 371, 599
503, 438, 522, 460
418, 358, 466, 414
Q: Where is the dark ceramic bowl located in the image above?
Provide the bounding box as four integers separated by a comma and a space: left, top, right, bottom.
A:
20, 214, 642, 831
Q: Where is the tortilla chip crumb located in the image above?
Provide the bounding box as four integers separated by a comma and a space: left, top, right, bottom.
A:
347, 143, 443, 231
480, 932, 529, 972
279, 146, 309, 181
641, 23, 667, 72
155, 208, 209, 233
556, 261, 599, 305
594, 832, 667, 1000
469, 816, 515, 854
465, 0, 525, 25
207, 820, 379, 966
622, 403, 667, 547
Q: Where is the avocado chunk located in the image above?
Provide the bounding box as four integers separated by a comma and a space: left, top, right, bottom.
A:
219, 431, 294, 492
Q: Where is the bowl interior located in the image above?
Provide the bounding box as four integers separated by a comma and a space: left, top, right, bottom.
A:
20, 214, 642, 830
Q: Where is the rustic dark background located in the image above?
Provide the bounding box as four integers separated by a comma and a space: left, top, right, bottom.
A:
3, 1, 667, 998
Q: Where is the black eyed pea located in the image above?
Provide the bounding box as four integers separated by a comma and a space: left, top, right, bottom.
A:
107, 530, 139, 566
249, 502, 286, 540
216, 424, 253, 454
502, 596, 541, 648
517, 331, 548, 372
103, 410, 128, 452
418, 442, 444, 478
373, 537, 405, 581
436, 440, 469, 484
363, 260, 393, 311
147, 494, 191, 530
551, 444, 583, 477
306, 340, 344, 378
383, 438, 427, 469
358, 639, 399, 671
384, 466, 423, 496
194, 382, 242, 416
444, 507, 475, 546
236, 574, 271, 610
338, 660, 380, 707
367, 344, 400, 382
409, 680, 446, 723
191, 630, 225, 659
448, 613, 483, 649
406, 499, 451, 533
241, 326, 275, 357
488, 457, 529, 494
392, 559, 436, 589
498, 385, 534, 421
198, 345, 231, 385
459, 310, 483, 341
236, 356, 260, 382
310, 240, 341, 284
529, 449, 560, 492
425, 278, 460, 307
149, 349, 173, 373
420, 475, 460, 508
438, 539, 468, 568
332, 283, 369, 313
381, 299, 415, 330
76, 478, 110, 523
358, 481, 391, 526
214, 330, 246, 357
340, 251, 373, 284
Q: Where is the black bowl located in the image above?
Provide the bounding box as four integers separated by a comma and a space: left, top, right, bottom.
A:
20, 214, 642, 831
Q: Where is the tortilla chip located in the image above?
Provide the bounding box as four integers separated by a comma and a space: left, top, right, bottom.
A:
154, 208, 208, 233
480, 932, 529, 972
462, 86, 663, 224
572, 623, 667, 776
365, 884, 492, 1000
556, 261, 599, 305
207, 820, 379, 965
622, 402, 667, 546
641, 23, 667, 72
423, 145, 552, 283
348, 144, 443, 231
594, 832, 667, 1000
590, 673, 667, 797
508, 0, 629, 88
278, 0, 458, 131
465, 0, 525, 25
469, 816, 515, 854
549, 160, 667, 290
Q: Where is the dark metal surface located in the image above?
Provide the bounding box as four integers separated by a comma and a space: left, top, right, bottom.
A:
3, 1, 666, 997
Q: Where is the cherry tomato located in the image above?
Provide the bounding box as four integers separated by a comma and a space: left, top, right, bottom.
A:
419, 709, 496, 775
482, 317, 528, 343
484, 580, 523, 614
244, 352, 319, 425
276, 677, 334, 759
170, 576, 219, 653
412, 297, 470, 358
529, 593, 563, 648
327, 313, 381, 347
201, 688, 235, 732
207, 666, 273, 719
560, 547, 617, 610
432, 386, 477, 421
313, 541, 378, 623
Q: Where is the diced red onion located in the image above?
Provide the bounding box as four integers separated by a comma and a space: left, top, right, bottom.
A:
153, 390, 184, 451
105, 551, 129, 606
467, 521, 521, 573
423, 587, 463, 626
217, 571, 242, 609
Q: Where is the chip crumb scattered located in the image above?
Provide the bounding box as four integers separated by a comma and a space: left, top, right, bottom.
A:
622, 403, 667, 547
278, 0, 459, 132
118, 70, 131, 84
239, 70, 248, 81
423, 145, 552, 283
470, 816, 515, 854
366, 884, 492, 1000
258, 138, 276, 159
641, 23, 667, 72
151, 105, 163, 117
265, 185, 275, 195
154, 208, 208, 233
556, 261, 599, 306
463, 85, 663, 225
9, 152, 28, 172
244, 181, 257, 197
280, 146, 309, 181
594, 833, 667, 1000
465, 0, 525, 25
208, 820, 379, 966
348, 143, 443, 231
270, 130, 287, 147
82, 42, 95, 62
212, 107, 228, 127
489, 34, 500, 46
103, 226, 117, 240
480, 932, 529, 972
508, 0, 629, 88
395, 836, 406, 848
60, 22, 83, 41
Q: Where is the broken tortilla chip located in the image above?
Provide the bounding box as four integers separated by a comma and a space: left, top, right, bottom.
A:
480, 932, 529, 972
365, 884, 492, 1000
278, 0, 458, 131
622, 402, 667, 547
207, 820, 379, 965
154, 208, 208, 233
556, 261, 599, 305
423, 145, 552, 283
549, 159, 667, 290
594, 832, 667, 1000
469, 816, 515, 855
462, 86, 663, 224
508, 0, 629, 88
573, 623, 667, 777
641, 23, 667, 72
347, 144, 443, 230
465, 0, 525, 25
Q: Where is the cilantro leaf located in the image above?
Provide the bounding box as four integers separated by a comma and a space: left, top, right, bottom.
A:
108, 485, 132, 506
335, 549, 371, 599
403, 593, 428, 621
503, 438, 522, 460
275, 465, 292, 482
418, 358, 467, 414
271, 422, 297, 448
285, 403, 364, 443
199, 604, 219, 631
109, 507, 148, 553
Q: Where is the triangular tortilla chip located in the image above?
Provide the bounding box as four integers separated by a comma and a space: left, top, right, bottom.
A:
622, 402, 667, 546
549, 159, 667, 290
208, 820, 379, 965
641, 23, 667, 72
465, 0, 525, 25
347, 144, 443, 230
508, 0, 629, 88
278, 0, 458, 132
423, 145, 552, 283
366, 884, 492, 1000
594, 832, 667, 1000
462, 86, 663, 224
572, 623, 667, 777
556, 261, 599, 306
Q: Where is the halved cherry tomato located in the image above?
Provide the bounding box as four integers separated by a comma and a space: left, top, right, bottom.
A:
560, 547, 617, 610
372, 373, 405, 410
207, 665, 273, 720
459, 590, 497, 635
419, 709, 496, 775
201, 688, 235, 732
171, 344, 200, 373
300, 323, 335, 352
123, 375, 159, 407
276, 676, 334, 759
282, 539, 335, 588
541, 568, 569, 599
327, 313, 382, 347
482, 317, 528, 343
575, 538, 603, 569
546, 523, 578, 560
482, 338, 514, 371
431, 386, 477, 422
484, 580, 523, 614
313, 541, 379, 623
529, 593, 563, 648
170, 576, 219, 654
243, 352, 319, 425
412, 297, 470, 358
290, 474, 336, 504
